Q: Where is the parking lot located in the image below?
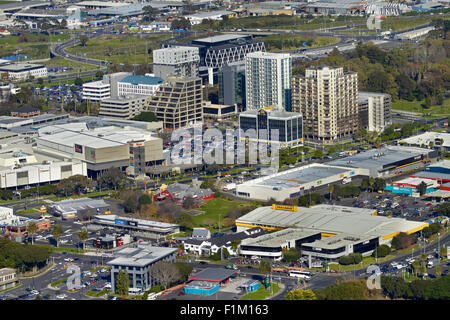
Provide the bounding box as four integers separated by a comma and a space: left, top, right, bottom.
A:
0, 252, 108, 300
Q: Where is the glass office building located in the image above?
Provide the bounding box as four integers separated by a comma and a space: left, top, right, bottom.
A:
239, 108, 303, 148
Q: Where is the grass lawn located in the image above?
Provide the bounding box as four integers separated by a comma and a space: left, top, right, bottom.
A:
256, 34, 339, 52
325, 254, 396, 272
42, 56, 99, 73
0, 33, 71, 60
239, 282, 280, 300
192, 197, 250, 231
392, 99, 450, 115
16, 208, 40, 215
50, 278, 68, 288
65, 34, 172, 65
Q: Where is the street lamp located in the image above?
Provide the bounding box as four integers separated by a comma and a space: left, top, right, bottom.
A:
438, 232, 440, 260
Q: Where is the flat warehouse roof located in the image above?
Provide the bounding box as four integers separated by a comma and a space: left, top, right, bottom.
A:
192, 34, 250, 44
107, 244, 177, 267
236, 205, 428, 239
189, 268, 238, 282
328, 146, 428, 170
302, 233, 375, 250
241, 228, 319, 248
239, 164, 351, 189
411, 171, 450, 180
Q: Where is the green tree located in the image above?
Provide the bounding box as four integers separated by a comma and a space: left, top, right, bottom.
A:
142, 6, 160, 21
79, 35, 88, 47
51, 224, 63, 247
98, 167, 130, 190
116, 270, 130, 296
285, 289, 316, 300
74, 78, 83, 86
77, 228, 89, 251
258, 259, 272, 275
133, 111, 158, 122
175, 262, 193, 282
372, 244, 391, 258
440, 245, 447, 260
435, 265, 442, 277
328, 184, 334, 202
418, 181, 428, 196
95, 70, 104, 78
412, 260, 420, 277
138, 194, 152, 209
124, 197, 137, 213
283, 248, 300, 263
27, 222, 38, 245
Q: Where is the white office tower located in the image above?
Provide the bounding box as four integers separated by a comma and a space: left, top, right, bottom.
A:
153, 46, 200, 79
245, 52, 292, 111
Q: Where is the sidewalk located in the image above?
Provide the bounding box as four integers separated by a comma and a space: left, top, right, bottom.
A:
265, 282, 285, 300
18, 262, 55, 280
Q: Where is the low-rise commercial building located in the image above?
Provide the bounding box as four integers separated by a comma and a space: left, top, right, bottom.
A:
49, 198, 111, 219
118, 75, 163, 97
36, 123, 163, 178
203, 102, 238, 121
239, 107, 303, 148
108, 243, 178, 293
235, 163, 355, 202
0, 268, 18, 291
0, 161, 87, 189
99, 95, 150, 120
82, 80, 111, 102
183, 227, 265, 256
184, 268, 238, 295
93, 214, 180, 239
235, 204, 429, 261
0, 206, 19, 227
0, 63, 47, 81
400, 132, 450, 153
4, 217, 50, 237
328, 146, 435, 178
10, 106, 40, 118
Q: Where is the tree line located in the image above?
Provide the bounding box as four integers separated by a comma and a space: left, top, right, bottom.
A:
0, 238, 51, 273
294, 33, 449, 106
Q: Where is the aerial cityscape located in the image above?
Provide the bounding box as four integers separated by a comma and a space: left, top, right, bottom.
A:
0, 0, 449, 306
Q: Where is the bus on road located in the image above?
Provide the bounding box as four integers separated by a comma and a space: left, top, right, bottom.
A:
289, 270, 312, 280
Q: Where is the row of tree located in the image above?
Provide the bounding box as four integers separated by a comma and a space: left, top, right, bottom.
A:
381, 275, 450, 300
0, 238, 51, 273
295, 37, 450, 104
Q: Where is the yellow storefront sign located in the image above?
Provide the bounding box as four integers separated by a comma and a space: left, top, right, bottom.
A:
272, 204, 298, 212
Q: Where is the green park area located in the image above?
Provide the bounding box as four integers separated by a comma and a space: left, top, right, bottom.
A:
392, 99, 450, 117
256, 34, 339, 52
239, 282, 280, 300
192, 197, 257, 232
42, 56, 99, 73
65, 34, 172, 65
0, 33, 71, 60
194, 15, 367, 31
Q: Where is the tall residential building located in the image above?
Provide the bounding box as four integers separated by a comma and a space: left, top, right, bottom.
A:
358, 92, 392, 133
245, 52, 292, 111
218, 61, 246, 111
292, 66, 358, 144
152, 46, 200, 79
146, 76, 203, 129
82, 72, 131, 101
117, 75, 163, 97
